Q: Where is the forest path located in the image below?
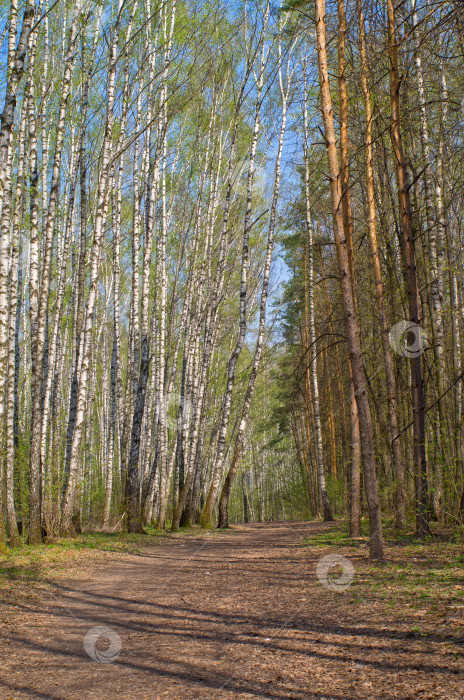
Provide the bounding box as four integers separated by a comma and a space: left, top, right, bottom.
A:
1, 521, 463, 699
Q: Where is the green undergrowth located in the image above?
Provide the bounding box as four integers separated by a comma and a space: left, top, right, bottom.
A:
303, 519, 464, 625
0, 524, 195, 589
0, 521, 242, 590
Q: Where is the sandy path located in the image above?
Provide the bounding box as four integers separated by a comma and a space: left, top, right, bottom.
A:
0, 521, 462, 699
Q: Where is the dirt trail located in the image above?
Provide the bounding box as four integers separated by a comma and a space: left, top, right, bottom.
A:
0, 521, 463, 699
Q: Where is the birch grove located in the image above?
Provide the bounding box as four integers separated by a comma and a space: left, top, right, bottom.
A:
1, 0, 464, 557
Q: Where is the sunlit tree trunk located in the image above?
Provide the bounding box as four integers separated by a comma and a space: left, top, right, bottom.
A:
357, 0, 405, 529
302, 64, 333, 523
315, 0, 384, 559
4, 97, 28, 546
61, 3, 123, 533
0, 0, 35, 544
29, 4, 81, 541
336, 0, 362, 537
387, 0, 429, 536
200, 2, 270, 528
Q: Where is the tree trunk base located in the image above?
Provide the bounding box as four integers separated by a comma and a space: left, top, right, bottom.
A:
217, 509, 229, 529
368, 532, 386, 562
199, 517, 214, 530
59, 523, 76, 538
8, 527, 22, 547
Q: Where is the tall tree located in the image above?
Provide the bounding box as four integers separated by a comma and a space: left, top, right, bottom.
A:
387, 0, 429, 536
314, 0, 384, 559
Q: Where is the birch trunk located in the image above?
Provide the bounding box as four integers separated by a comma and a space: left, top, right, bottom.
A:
4, 96, 28, 545
0, 1, 35, 544
63, 7, 102, 490
200, 3, 270, 528
410, 0, 445, 518
217, 32, 291, 527
302, 59, 333, 523
29, 4, 80, 542
61, 2, 123, 533
387, 0, 429, 536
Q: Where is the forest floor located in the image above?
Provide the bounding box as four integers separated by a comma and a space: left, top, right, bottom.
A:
0, 520, 463, 699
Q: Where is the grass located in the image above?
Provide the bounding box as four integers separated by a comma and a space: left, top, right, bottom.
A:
3, 517, 463, 635
0, 520, 240, 590
0, 525, 179, 590
302, 518, 464, 629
